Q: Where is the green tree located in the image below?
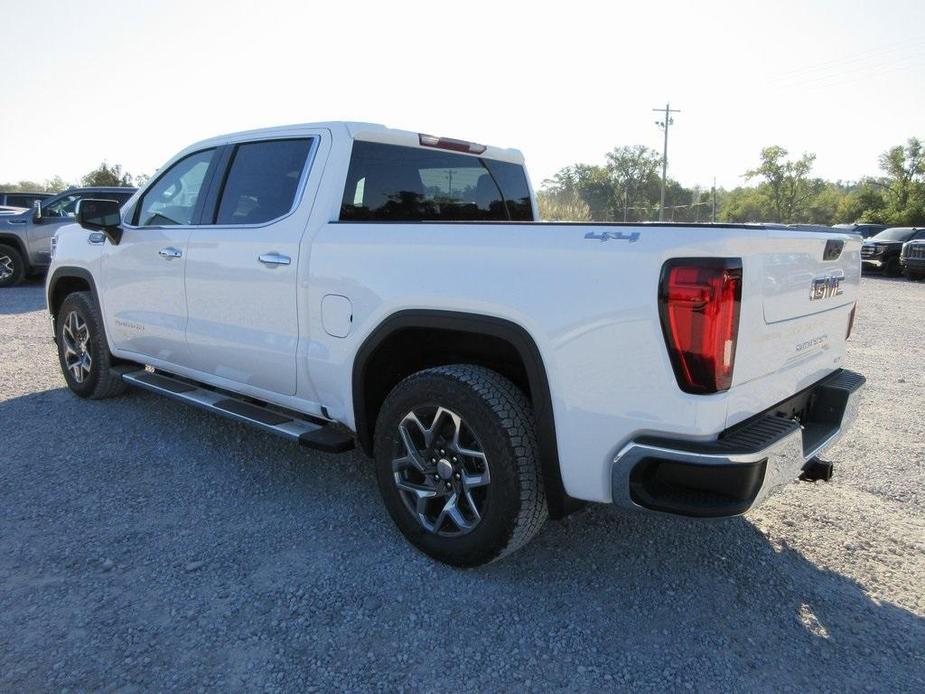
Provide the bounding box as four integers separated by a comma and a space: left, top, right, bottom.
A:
875, 138, 925, 225
0, 176, 69, 193
745, 145, 822, 223
81, 162, 135, 187
603, 145, 662, 221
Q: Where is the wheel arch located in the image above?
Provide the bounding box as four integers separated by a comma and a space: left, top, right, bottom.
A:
47, 266, 101, 328
352, 309, 577, 518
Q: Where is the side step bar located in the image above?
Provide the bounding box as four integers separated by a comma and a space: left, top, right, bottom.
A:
121, 370, 354, 453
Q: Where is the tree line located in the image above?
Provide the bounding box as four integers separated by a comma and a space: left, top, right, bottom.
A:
539, 138, 925, 226
1, 162, 148, 194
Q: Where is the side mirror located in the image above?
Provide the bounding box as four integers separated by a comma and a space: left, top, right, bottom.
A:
77, 199, 123, 245
32, 199, 42, 222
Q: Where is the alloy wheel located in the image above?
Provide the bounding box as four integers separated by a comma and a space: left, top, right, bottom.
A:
0, 254, 13, 281
392, 405, 491, 536
61, 310, 92, 384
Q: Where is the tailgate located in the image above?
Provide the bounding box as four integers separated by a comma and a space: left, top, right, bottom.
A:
726, 230, 861, 426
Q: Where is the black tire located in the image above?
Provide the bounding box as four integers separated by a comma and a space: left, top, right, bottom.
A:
373, 365, 547, 567
0, 243, 25, 288
55, 291, 127, 399
906, 270, 924, 282
883, 257, 901, 277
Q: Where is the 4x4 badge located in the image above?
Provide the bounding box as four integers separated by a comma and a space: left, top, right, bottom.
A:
585, 230, 640, 243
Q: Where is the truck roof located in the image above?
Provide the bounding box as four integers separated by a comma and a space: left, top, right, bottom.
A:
183, 121, 527, 165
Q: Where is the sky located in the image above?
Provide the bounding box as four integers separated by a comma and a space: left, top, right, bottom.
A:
1, 0, 923, 191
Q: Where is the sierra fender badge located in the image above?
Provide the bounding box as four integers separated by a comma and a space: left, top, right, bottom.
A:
585, 230, 640, 243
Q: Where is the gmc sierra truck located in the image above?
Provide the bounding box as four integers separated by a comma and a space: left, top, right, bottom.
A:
45, 122, 865, 566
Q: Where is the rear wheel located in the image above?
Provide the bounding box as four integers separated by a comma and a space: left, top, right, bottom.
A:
56, 291, 127, 399
373, 365, 547, 567
0, 244, 25, 287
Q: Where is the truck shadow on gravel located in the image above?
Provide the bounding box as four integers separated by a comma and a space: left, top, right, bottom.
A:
1, 387, 922, 690
0, 278, 46, 314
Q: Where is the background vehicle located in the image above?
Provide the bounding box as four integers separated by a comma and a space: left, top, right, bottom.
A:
861, 227, 925, 276
834, 223, 889, 239
0, 186, 135, 287
0, 191, 53, 209
45, 122, 864, 566
900, 237, 925, 280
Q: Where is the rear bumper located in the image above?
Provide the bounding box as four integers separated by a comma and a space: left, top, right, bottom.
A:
610, 369, 865, 517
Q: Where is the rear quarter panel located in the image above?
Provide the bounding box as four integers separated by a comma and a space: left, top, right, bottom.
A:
306, 222, 846, 503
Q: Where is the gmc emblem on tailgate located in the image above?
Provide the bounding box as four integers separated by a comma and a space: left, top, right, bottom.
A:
810, 272, 844, 300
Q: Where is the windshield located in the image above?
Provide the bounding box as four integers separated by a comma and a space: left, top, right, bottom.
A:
871, 228, 917, 242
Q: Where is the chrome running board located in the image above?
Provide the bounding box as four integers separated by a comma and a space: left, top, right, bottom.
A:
121, 370, 354, 453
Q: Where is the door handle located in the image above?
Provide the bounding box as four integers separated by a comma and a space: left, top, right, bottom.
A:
158, 247, 182, 259
258, 252, 291, 266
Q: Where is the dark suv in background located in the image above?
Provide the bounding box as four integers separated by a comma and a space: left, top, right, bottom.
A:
834, 223, 889, 239
0, 187, 136, 287
900, 236, 925, 281
861, 227, 925, 277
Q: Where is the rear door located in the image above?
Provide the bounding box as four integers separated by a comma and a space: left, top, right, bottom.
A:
182, 134, 322, 395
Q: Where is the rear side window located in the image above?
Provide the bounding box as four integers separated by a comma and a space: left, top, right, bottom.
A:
6, 194, 38, 208
214, 139, 312, 225
339, 140, 533, 222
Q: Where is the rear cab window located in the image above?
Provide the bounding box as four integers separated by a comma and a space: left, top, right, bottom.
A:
339, 140, 533, 222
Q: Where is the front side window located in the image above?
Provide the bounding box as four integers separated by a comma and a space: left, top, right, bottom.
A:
42, 193, 83, 218
134, 149, 215, 226
339, 141, 534, 222
214, 138, 312, 225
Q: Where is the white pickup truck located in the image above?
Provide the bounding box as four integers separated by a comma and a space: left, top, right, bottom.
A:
46, 122, 865, 566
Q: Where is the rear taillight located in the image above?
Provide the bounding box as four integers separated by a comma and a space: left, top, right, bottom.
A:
658, 259, 743, 394
847, 302, 857, 340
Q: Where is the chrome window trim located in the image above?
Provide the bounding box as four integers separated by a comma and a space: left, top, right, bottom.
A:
122, 136, 320, 233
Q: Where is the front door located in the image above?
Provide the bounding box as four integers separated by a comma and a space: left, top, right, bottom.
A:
183, 136, 318, 396
100, 148, 218, 364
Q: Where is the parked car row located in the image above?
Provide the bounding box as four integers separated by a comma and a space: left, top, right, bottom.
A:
0, 187, 136, 286
860, 226, 925, 279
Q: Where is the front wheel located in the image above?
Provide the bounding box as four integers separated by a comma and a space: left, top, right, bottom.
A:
56, 291, 127, 399
0, 243, 25, 287
883, 257, 901, 277
373, 365, 547, 567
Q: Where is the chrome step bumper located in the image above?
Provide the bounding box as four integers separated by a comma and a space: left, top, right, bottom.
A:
610, 369, 865, 517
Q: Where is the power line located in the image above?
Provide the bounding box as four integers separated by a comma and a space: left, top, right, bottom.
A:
653, 102, 680, 222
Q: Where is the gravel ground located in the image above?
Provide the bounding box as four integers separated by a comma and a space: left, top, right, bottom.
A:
1, 275, 923, 692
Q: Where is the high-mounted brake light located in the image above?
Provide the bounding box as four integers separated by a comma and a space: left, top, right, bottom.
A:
418, 133, 487, 155
658, 259, 743, 394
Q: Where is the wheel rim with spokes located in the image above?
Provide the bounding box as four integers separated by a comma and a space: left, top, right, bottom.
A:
392, 405, 491, 537
0, 254, 13, 281
61, 310, 92, 384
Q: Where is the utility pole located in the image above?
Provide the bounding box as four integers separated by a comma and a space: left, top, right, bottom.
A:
653, 102, 680, 221
712, 176, 717, 223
